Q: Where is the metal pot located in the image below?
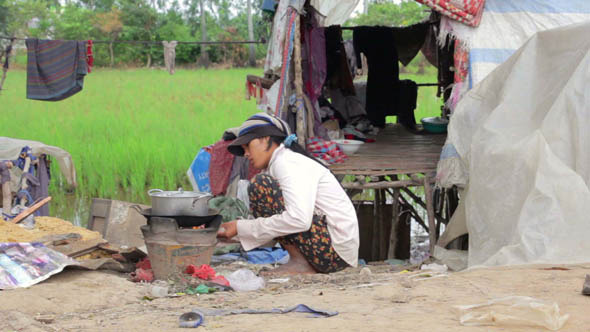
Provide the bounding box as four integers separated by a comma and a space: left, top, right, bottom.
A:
147, 188, 212, 216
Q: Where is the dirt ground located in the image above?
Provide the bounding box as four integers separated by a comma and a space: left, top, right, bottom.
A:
1, 263, 589, 332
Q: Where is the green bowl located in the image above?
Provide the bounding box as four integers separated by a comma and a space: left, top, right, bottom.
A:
421, 117, 448, 134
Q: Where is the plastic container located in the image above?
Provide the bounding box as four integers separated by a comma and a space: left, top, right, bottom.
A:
332, 139, 364, 155
421, 117, 449, 133
226, 269, 265, 292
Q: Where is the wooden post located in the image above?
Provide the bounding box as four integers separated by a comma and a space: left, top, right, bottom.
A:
423, 175, 437, 255
378, 189, 386, 260
387, 188, 400, 259
371, 189, 379, 261
293, 14, 306, 146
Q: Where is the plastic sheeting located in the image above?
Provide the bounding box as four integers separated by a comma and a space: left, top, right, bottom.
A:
446, 22, 590, 267
439, 0, 590, 88
0, 137, 77, 187
310, 0, 359, 27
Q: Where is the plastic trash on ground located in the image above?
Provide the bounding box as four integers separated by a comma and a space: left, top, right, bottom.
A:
150, 280, 170, 298
420, 263, 448, 273
0, 242, 78, 289
433, 246, 468, 271
226, 269, 265, 292
454, 296, 569, 331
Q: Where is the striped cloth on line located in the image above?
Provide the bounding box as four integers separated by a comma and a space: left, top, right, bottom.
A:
26, 39, 88, 101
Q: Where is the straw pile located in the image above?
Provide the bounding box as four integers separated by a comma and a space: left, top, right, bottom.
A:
0, 216, 102, 243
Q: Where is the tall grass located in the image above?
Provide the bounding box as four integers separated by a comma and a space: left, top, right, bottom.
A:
2, 68, 261, 222
1, 68, 441, 223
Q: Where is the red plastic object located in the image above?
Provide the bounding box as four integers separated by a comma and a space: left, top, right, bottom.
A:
185, 264, 216, 280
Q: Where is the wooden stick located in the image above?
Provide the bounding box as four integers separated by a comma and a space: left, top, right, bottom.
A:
293, 14, 306, 146
387, 187, 400, 259
342, 179, 423, 189
423, 176, 437, 255
401, 187, 426, 209
398, 192, 429, 233
246, 74, 275, 89
399, 187, 447, 226
11, 196, 52, 224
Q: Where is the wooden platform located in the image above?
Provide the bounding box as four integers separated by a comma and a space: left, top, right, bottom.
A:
330, 123, 447, 260
330, 123, 446, 176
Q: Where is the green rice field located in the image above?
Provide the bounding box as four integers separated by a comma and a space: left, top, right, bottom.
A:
1, 68, 441, 224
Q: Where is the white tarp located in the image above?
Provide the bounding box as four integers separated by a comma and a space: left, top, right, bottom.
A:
310, 0, 359, 27
0, 137, 77, 187
446, 22, 590, 267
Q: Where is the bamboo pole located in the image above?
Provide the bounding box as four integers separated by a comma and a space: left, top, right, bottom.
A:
293, 14, 306, 146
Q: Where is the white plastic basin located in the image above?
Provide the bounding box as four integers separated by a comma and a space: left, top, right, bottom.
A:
332, 139, 364, 155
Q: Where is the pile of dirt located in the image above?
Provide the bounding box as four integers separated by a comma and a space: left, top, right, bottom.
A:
0, 216, 102, 243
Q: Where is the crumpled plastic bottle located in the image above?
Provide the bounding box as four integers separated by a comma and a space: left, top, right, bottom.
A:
226, 269, 265, 292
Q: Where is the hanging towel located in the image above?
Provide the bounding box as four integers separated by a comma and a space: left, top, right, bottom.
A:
162, 41, 178, 75
26, 39, 88, 101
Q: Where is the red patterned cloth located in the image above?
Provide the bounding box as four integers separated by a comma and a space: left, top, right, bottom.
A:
454, 43, 469, 83
307, 137, 348, 165
245, 81, 265, 100
86, 40, 94, 73
209, 140, 235, 196
416, 0, 486, 27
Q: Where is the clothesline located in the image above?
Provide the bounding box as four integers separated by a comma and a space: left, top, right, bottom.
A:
0, 35, 266, 45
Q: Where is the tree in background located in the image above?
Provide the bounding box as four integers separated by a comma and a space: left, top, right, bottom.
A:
197, 0, 210, 67
2, 0, 55, 38
95, 8, 123, 67
2, 0, 267, 68
119, 0, 158, 67
349, 0, 428, 27
247, 0, 255, 67
345, 0, 431, 74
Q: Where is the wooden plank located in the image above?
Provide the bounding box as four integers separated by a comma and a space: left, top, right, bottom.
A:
11, 197, 52, 224
329, 123, 445, 176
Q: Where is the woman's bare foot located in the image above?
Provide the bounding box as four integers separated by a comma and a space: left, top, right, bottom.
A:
260, 244, 317, 275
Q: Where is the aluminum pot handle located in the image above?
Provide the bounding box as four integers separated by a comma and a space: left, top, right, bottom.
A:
192, 194, 212, 207
148, 189, 164, 195
130, 204, 143, 213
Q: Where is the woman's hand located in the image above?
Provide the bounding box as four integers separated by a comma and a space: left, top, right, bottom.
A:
217, 220, 238, 239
